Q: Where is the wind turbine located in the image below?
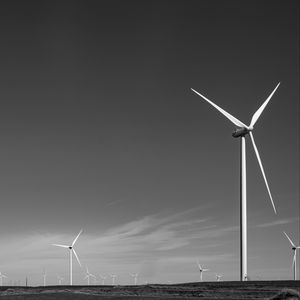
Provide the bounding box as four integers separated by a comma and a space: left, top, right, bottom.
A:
52, 229, 83, 285
57, 275, 64, 285
130, 273, 139, 285
197, 261, 209, 282
110, 274, 117, 285
0, 271, 7, 287
283, 231, 300, 280
191, 83, 280, 281
84, 267, 96, 285
99, 274, 107, 285
216, 274, 223, 281
42, 268, 47, 287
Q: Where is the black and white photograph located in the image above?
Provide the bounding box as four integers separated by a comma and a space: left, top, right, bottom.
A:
0, 0, 299, 299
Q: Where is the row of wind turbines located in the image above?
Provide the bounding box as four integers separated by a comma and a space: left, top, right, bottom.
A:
37, 270, 136, 286
51, 229, 142, 286
191, 82, 299, 281
41, 267, 139, 286
51, 230, 223, 286
50, 227, 298, 286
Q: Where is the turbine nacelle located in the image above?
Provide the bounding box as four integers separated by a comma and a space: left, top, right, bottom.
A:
232, 127, 252, 138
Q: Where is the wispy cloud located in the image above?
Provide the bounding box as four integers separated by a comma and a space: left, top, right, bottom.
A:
254, 218, 298, 228
82, 207, 237, 261
105, 198, 125, 207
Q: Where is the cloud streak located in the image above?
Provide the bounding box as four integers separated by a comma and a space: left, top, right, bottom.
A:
82, 207, 237, 262
254, 218, 298, 228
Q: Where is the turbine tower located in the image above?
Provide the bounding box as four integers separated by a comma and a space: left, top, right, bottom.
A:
84, 267, 96, 285
197, 261, 209, 282
110, 274, 117, 285
130, 273, 139, 285
283, 231, 300, 280
0, 271, 7, 287
52, 229, 83, 285
191, 83, 280, 281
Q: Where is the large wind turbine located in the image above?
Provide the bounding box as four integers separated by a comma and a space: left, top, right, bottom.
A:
283, 231, 300, 280
52, 229, 83, 285
0, 271, 7, 287
197, 261, 209, 282
191, 83, 280, 281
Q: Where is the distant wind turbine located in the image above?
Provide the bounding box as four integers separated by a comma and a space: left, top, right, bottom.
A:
197, 261, 209, 282
130, 273, 139, 285
42, 268, 47, 287
99, 274, 107, 285
216, 274, 223, 281
52, 229, 83, 285
283, 231, 300, 280
110, 274, 117, 285
57, 275, 64, 285
191, 83, 280, 281
84, 267, 96, 285
0, 271, 7, 287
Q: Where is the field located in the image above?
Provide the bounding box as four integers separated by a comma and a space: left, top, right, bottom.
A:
0, 281, 299, 299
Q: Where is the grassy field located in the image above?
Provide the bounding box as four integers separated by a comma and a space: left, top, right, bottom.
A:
0, 281, 299, 299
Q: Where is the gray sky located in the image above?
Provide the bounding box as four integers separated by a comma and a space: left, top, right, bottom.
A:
0, 0, 299, 285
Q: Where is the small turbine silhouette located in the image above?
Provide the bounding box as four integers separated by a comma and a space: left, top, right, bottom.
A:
283, 231, 300, 280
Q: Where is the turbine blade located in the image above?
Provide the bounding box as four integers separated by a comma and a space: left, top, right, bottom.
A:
72, 249, 81, 267
250, 82, 280, 128
249, 132, 277, 214
52, 244, 69, 248
191, 88, 248, 128
72, 229, 83, 246
283, 232, 296, 247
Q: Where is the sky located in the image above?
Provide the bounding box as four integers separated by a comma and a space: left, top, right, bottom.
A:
0, 0, 299, 286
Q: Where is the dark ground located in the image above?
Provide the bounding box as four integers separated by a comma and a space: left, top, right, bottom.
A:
0, 281, 299, 299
